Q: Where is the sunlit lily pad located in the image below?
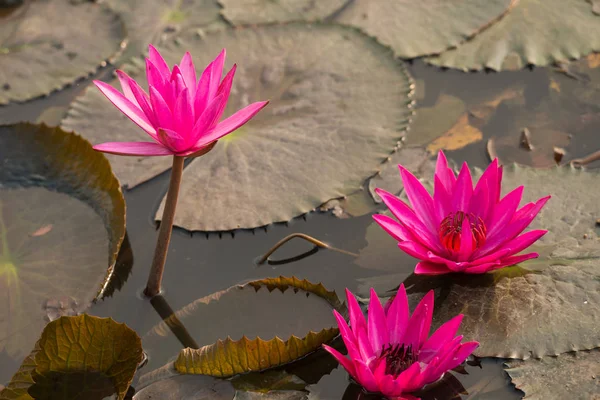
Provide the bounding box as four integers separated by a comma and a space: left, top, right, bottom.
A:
102, 0, 224, 58
158, 24, 412, 231
64, 23, 413, 228
427, 0, 600, 71
0, 315, 143, 400
505, 349, 600, 399
0, 0, 125, 104
219, 0, 347, 25
0, 124, 126, 359
360, 165, 600, 358
404, 259, 600, 359
334, 0, 515, 58
491, 165, 600, 258
145, 277, 342, 377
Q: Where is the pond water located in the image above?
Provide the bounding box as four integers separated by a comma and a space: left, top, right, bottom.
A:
2, 8, 600, 397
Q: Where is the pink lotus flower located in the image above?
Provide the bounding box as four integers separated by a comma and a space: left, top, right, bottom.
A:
373, 151, 550, 275
323, 287, 478, 400
92, 45, 268, 156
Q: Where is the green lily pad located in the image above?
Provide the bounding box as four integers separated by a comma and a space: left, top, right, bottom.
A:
334, 0, 515, 58
102, 0, 224, 59
505, 349, 600, 399
0, 315, 143, 400
404, 259, 600, 359
145, 277, 342, 378
218, 0, 347, 25
63, 23, 413, 228
426, 0, 600, 71
158, 24, 412, 231
0, 0, 125, 104
488, 165, 600, 259
0, 123, 126, 359
361, 165, 600, 359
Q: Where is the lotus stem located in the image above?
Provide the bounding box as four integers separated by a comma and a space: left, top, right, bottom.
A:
257, 233, 358, 265
145, 156, 185, 297
150, 294, 199, 349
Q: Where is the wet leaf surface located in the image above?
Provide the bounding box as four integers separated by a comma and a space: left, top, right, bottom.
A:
427, 0, 600, 71
0, 124, 126, 360
219, 0, 348, 25
0, 315, 143, 400
102, 0, 225, 59
145, 277, 341, 378
0, 0, 124, 104
334, 0, 514, 59
505, 349, 600, 399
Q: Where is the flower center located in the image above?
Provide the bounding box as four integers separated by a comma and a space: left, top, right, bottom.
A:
379, 344, 417, 378
439, 211, 486, 252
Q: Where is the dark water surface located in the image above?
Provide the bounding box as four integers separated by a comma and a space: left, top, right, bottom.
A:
4, 57, 600, 398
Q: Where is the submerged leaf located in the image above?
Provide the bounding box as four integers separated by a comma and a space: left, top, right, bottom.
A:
426, 114, 483, 154
403, 95, 465, 147
505, 349, 600, 399
0, 0, 124, 104
0, 123, 126, 359
427, 0, 600, 71
219, 0, 347, 25
146, 277, 342, 378
334, 0, 515, 58
0, 315, 143, 400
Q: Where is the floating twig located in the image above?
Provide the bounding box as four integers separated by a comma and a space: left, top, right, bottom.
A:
570, 149, 600, 168
256, 233, 358, 265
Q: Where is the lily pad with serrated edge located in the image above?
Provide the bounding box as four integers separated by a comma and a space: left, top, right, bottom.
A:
102, 0, 225, 59
0, 0, 125, 104
404, 260, 600, 359
0, 315, 143, 400
145, 277, 343, 378
0, 123, 126, 359
155, 23, 413, 231
64, 23, 413, 226
334, 0, 515, 59
505, 349, 600, 399
426, 0, 600, 71
219, 0, 348, 25
360, 165, 600, 359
